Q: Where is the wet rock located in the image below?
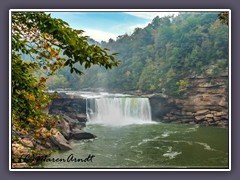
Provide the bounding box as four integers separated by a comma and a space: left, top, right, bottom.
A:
181, 119, 193, 123
70, 128, 96, 140
189, 122, 196, 125
221, 115, 228, 120
173, 120, 182, 124
50, 128, 72, 150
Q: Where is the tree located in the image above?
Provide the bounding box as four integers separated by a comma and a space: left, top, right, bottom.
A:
218, 12, 229, 26
11, 12, 119, 159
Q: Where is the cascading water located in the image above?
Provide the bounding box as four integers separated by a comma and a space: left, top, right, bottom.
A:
86, 97, 152, 126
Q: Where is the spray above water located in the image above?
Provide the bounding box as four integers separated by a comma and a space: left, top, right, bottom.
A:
86, 97, 153, 126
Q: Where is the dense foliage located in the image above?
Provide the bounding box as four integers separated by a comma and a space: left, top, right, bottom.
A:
12, 12, 119, 160
49, 12, 228, 97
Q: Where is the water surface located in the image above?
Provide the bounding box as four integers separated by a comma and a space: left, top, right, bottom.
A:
44, 123, 228, 168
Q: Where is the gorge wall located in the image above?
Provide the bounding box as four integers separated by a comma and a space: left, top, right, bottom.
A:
158, 75, 229, 127
49, 74, 229, 128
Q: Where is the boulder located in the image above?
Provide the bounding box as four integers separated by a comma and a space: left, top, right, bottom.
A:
195, 116, 205, 121
12, 142, 31, 158
21, 138, 34, 148
206, 118, 214, 122
195, 110, 210, 116
215, 111, 227, 117
57, 119, 71, 140
50, 128, 72, 150
205, 114, 214, 118
70, 128, 96, 140
63, 114, 82, 129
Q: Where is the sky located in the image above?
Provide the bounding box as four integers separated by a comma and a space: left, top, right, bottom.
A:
50, 11, 179, 42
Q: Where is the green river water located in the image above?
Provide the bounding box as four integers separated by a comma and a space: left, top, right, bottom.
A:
44, 123, 228, 169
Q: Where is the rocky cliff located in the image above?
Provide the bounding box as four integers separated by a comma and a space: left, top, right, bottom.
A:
160, 75, 229, 127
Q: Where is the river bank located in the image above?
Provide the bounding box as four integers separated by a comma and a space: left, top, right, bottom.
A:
11, 93, 97, 168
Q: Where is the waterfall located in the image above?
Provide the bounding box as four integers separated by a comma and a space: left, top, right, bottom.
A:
86, 97, 152, 126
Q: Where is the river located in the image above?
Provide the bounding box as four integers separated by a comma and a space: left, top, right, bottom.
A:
44, 91, 228, 169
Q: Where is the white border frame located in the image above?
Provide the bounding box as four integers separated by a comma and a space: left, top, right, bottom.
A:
9, 9, 231, 171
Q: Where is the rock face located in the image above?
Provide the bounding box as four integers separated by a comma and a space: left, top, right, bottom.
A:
49, 95, 86, 118
157, 75, 229, 127
148, 94, 177, 121
50, 128, 72, 150
48, 84, 228, 128
48, 94, 96, 141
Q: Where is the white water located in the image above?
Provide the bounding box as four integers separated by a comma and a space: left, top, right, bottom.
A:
86, 97, 153, 126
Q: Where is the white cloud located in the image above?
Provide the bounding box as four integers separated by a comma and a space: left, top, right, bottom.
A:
82, 29, 119, 42
124, 12, 179, 20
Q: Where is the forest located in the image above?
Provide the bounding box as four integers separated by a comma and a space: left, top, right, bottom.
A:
46, 12, 228, 97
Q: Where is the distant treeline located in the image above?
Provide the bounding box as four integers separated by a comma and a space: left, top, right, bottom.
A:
47, 12, 228, 97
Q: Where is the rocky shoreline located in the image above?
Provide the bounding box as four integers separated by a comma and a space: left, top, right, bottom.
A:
12, 95, 96, 169
161, 109, 228, 127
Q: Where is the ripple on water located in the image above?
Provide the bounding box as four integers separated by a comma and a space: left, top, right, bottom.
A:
124, 158, 139, 163
163, 146, 182, 160
163, 151, 182, 160
195, 142, 216, 151
161, 130, 179, 138
137, 136, 161, 146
